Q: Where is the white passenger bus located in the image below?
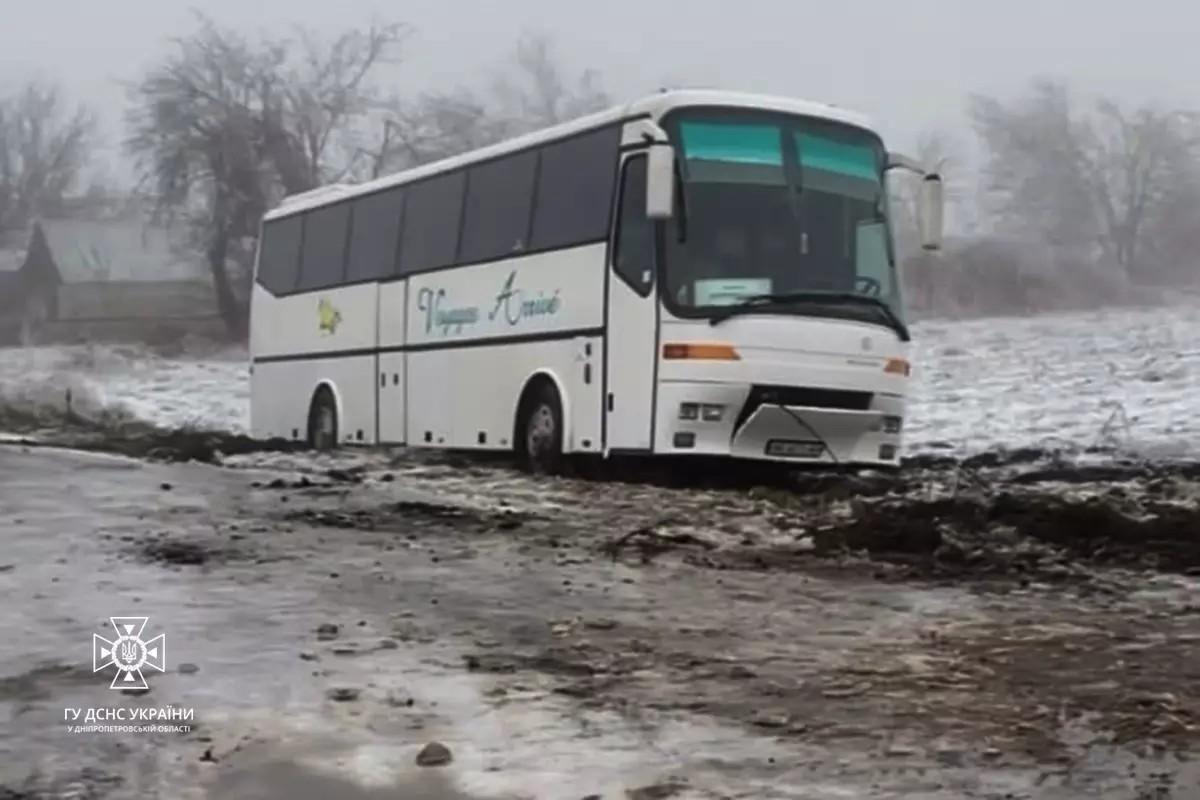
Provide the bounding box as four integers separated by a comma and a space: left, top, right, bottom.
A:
249, 90, 943, 472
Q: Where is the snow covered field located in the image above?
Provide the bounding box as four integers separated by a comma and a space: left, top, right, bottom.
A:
2, 303, 1198, 457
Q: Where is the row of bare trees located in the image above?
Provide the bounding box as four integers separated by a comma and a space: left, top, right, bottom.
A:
0, 83, 96, 239
123, 16, 611, 335
899, 80, 1200, 317
970, 79, 1200, 285
4, 15, 1200, 328
0, 16, 609, 333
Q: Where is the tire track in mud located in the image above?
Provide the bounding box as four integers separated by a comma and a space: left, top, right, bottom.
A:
221, 444, 1200, 773
25, 424, 1200, 590
14, 424, 1200, 587
325, 448, 1200, 582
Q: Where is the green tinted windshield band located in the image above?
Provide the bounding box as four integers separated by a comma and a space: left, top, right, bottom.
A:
800, 169, 878, 201
680, 122, 783, 165
794, 132, 878, 182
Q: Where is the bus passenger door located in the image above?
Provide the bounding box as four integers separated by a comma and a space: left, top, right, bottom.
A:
378, 282, 407, 445
604, 154, 658, 453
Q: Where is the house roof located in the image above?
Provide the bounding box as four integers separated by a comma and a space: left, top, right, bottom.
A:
36, 218, 207, 283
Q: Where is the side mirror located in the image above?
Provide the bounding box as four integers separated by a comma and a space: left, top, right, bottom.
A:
646, 142, 676, 220
917, 174, 944, 251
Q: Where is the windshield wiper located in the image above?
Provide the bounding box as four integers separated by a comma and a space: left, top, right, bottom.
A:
707, 291, 910, 342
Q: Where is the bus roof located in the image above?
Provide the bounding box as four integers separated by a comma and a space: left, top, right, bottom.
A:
265, 90, 877, 221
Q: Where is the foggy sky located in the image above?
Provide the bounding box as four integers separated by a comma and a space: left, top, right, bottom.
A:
2, 0, 1196, 177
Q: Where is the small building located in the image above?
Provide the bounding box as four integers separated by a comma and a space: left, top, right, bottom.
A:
0, 214, 225, 346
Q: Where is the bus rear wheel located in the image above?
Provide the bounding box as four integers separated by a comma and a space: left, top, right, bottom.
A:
307, 388, 339, 452
518, 383, 563, 475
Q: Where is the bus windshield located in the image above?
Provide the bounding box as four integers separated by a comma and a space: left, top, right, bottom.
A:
661, 109, 904, 328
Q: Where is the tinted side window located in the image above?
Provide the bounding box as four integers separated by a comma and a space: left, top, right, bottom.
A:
530, 126, 621, 251
612, 156, 653, 296
400, 172, 466, 273
459, 151, 538, 264
256, 215, 303, 295
346, 188, 404, 283
297, 202, 351, 291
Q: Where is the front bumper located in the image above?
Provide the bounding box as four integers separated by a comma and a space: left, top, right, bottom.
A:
655, 380, 904, 466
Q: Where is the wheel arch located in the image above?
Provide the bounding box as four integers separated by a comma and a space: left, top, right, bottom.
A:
512, 368, 572, 451
307, 379, 344, 439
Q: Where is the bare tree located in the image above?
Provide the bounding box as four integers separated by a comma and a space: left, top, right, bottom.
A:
270, 21, 408, 190
492, 31, 611, 130
127, 16, 281, 337
1085, 102, 1200, 281
364, 30, 612, 177
0, 81, 97, 236
970, 80, 1098, 256
383, 88, 516, 169
970, 78, 1200, 282
126, 13, 404, 337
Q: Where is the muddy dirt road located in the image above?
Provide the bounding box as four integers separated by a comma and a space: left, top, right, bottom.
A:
2, 441, 1200, 798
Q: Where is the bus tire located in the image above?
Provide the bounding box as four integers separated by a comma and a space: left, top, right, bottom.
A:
517, 382, 563, 475
307, 387, 339, 452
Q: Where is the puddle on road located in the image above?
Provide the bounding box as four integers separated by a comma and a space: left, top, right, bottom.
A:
209, 760, 491, 800
197, 691, 785, 800
0, 446, 788, 798
129, 569, 816, 799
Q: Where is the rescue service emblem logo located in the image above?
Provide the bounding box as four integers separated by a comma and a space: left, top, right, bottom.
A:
93, 617, 166, 690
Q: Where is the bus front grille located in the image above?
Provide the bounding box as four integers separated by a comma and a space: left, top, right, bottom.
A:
733, 385, 874, 432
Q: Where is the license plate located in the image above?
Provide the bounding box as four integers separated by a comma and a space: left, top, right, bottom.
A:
765, 439, 825, 458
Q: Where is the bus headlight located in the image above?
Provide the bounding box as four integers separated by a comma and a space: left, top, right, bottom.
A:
679, 402, 726, 422
869, 415, 903, 434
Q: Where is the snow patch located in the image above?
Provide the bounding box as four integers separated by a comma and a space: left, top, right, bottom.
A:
3, 303, 1199, 457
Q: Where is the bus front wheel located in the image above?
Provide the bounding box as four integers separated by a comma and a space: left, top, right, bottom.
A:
307, 387, 339, 452
518, 383, 563, 475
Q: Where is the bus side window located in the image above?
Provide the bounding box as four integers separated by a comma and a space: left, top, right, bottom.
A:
612, 155, 653, 297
